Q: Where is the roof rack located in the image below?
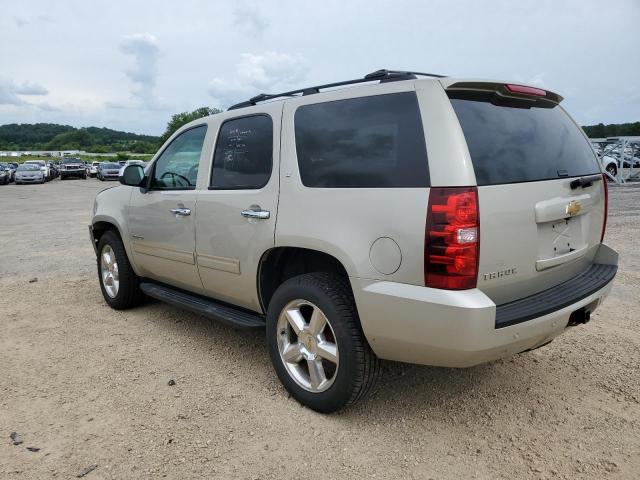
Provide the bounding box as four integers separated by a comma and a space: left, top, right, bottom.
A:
227, 69, 446, 110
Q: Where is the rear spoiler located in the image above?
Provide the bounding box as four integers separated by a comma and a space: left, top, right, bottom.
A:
446, 81, 563, 106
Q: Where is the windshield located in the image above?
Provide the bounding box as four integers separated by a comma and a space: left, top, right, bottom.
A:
102, 163, 120, 168
18, 164, 40, 171
63, 158, 81, 164
448, 91, 600, 185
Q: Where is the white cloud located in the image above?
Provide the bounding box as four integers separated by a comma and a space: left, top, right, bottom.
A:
116, 33, 163, 109
0, 78, 48, 106
233, 2, 269, 37
209, 52, 310, 108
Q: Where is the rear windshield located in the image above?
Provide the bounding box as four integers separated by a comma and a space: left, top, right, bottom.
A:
449, 92, 600, 185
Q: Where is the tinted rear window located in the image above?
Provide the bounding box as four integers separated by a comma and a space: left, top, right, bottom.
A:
294, 92, 429, 188
449, 93, 600, 185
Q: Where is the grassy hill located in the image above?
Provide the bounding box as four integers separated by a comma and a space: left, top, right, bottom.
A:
0, 123, 160, 154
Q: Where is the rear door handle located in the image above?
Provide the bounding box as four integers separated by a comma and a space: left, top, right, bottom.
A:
241, 209, 270, 219
171, 208, 191, 216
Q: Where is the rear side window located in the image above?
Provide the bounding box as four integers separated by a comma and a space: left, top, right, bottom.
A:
449, 93, 600, 185
210, 115, 273, 190
294, 92, 429, 188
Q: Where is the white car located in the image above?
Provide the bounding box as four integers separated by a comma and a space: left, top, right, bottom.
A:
118, 160, 147, 177
89, 162, 100, 178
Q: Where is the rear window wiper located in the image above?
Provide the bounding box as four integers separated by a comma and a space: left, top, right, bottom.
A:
570, 174, 602, 190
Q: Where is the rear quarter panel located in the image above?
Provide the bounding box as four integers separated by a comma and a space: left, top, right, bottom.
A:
276, 80, 470, 285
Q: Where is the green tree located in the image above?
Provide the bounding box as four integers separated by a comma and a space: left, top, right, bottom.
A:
159, 107, 221, 144
130, 141, 157, 154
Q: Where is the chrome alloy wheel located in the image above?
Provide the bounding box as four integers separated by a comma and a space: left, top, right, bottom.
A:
100, 244, 120, 298
276, 300, 339, 393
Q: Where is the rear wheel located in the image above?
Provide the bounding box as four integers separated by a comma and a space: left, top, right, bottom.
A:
266, 272, 380, 413
605, 163, 617, 178
97, 230, 144, 309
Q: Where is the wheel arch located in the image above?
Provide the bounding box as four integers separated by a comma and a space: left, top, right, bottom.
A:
258, 246, 353, 313
92, 219, 124, 247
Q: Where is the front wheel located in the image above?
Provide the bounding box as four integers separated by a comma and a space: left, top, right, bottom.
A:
266, 273, 380, 413
96, 230, 144, 309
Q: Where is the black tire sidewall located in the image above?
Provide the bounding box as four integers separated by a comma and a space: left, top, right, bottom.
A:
266, 274, 365, 413
96, 230, 140, 309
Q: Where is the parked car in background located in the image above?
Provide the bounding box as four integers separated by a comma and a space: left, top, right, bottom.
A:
601, 156, 619, 178
15, 163, 45, 184
24, 160, 50, 181
0, 165, 10, 184
118, 160, 147, 176
47, 162, 60, 179
89, 162, 100, 178
60, 157, 87, 180
97, 162, 121, 181
0, 162, 15, 182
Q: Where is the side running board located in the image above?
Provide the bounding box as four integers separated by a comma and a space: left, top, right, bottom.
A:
140, 282, 265, 329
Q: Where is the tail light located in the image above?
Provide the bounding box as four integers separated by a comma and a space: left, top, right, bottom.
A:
425, 187, 479, 290
601, 173, 608, 242
505, 84, 546, 96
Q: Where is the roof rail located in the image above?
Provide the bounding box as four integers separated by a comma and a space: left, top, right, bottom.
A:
227, 69, 446, 110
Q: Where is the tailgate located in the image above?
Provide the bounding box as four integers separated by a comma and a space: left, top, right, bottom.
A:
477, 179, 605, 304
447, 83, 606, 304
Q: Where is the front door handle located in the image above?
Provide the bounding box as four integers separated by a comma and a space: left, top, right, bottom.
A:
241, 209, 270, 220
171, 207, 191, 216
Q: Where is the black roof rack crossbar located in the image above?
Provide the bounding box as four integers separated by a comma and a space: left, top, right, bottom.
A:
227, 69, 446, 110
364, 69, 446, 80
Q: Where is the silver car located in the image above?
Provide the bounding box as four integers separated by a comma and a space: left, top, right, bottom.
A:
90, 69, 618, 412
97, 162, 121, 181
15, 163, 45, 184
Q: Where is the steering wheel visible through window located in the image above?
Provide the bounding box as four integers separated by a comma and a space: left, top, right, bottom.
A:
151, 125, 207, 190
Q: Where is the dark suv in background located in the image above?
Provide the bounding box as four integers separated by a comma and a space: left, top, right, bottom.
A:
60, 157, 87, 180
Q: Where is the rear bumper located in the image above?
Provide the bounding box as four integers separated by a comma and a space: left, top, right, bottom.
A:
351, 244, 618, 367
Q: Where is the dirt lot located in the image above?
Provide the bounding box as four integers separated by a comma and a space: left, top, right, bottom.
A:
1, 178, 638, 479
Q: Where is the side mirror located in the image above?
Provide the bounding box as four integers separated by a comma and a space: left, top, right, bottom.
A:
120, 164, 145, 186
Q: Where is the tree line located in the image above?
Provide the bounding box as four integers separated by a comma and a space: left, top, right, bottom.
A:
0, 123, 160, 153
582, 122, 640, 138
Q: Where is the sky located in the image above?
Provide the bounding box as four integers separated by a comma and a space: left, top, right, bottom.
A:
1, 0, 639, 136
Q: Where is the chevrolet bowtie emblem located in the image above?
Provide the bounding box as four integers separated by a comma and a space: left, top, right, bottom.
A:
566, 200, 582, 216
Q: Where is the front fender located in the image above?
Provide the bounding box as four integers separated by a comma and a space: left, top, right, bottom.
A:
91, 186, 140, 275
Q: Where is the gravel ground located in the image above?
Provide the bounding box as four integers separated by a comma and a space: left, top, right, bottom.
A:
1, 178, 638, 479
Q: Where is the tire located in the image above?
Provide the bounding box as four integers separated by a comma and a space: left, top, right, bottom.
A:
266, 272, 380, 413
96, 230, 144, 310
606, 164, 617, 178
